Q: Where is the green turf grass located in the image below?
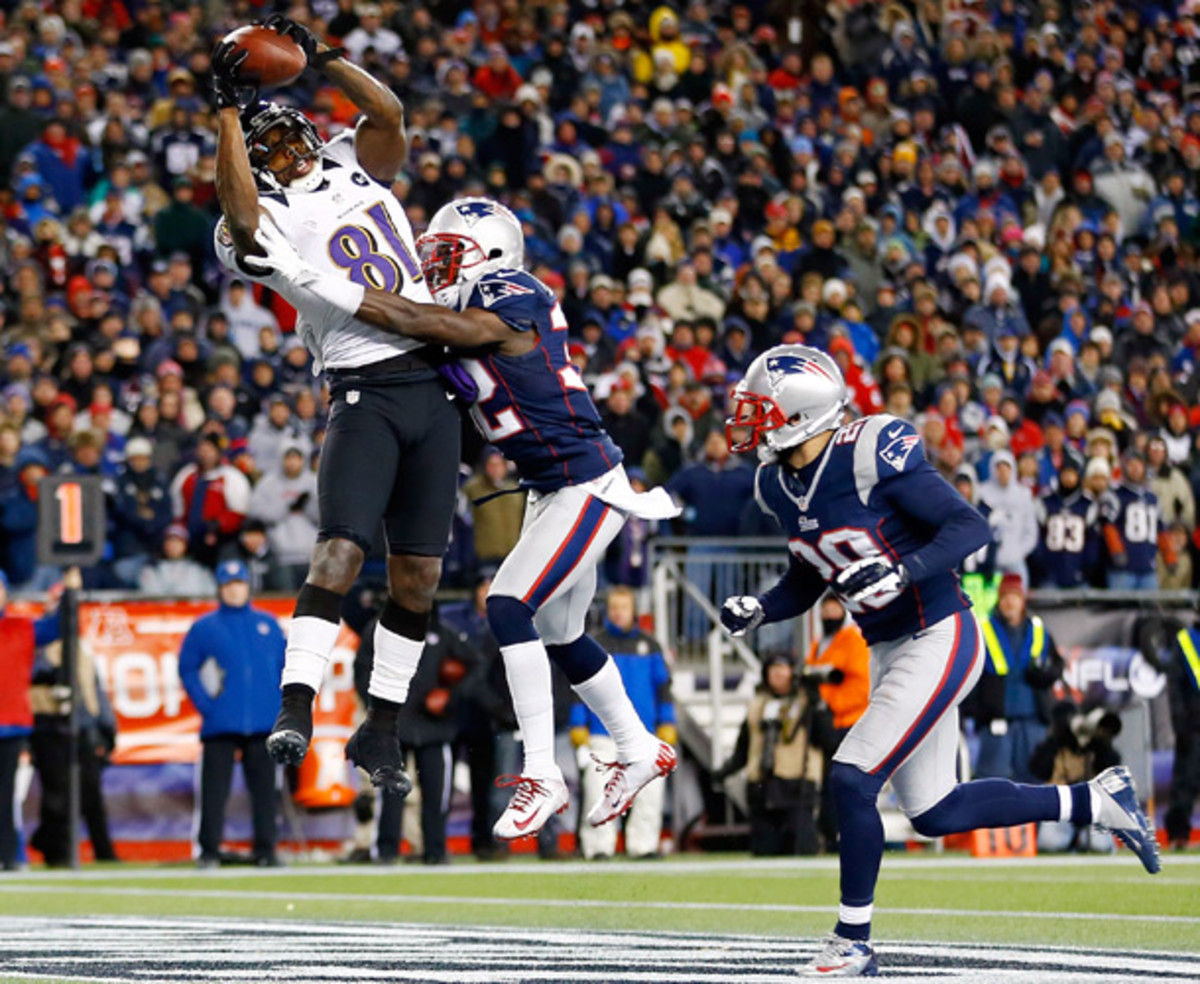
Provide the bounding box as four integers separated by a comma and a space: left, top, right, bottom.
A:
0, 853, 1196, 955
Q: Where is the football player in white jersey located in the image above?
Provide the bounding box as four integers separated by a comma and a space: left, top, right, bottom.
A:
210, 17, 462, 796
241, 202, 681, 841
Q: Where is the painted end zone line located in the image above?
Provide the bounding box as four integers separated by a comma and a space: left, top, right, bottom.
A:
3, 884, 1196, 926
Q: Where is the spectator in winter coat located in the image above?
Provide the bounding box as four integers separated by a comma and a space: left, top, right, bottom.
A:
1146, 435, 1195, 530
0, 569, 61, 870
246, 396, 311, 479
109, 437, 173, 588
179, 561, 286, 867
572, 586, 675, 859
979, 450, 1040, 584
0, 448, 49, 587
461, 449, 525, 569
247, 446, 318, 591
169, 435, 251, 566
138, 525, 218, 596
220, 279, 280, 361
666, 430, 755, 536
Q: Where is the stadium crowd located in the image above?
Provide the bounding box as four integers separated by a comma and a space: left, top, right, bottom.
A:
2, 0, 1200, 598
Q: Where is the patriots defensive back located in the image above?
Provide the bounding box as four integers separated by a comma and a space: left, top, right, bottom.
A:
721, 345, 1161, 978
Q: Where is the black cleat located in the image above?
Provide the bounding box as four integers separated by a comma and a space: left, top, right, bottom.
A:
266, 695, 313, 766
345, 723, 412, 796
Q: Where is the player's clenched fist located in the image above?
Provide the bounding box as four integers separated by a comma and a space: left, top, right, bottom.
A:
833, 556, 910, 605
720, 596, 764, 637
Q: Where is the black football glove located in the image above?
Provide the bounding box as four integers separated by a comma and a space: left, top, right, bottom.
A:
262, 14, 345, 69
720, 596, 765, 637
210, 40, 258, 109
833, 556, 910, 605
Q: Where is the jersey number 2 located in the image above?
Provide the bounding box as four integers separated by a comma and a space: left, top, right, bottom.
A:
462, 359, 524, 441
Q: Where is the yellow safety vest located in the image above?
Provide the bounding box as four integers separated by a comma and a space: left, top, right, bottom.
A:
1175, 628, 1200, 692
981, 615, 1045, 676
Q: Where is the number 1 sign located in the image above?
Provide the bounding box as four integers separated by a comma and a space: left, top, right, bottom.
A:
37, 474, 107, 567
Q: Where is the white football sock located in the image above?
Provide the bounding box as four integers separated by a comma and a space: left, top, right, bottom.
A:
502, 640, 560, 779
572, 657, 656, 760
369, 623, 424, 704
838, 902, 873, 929
281, 615, 340, 692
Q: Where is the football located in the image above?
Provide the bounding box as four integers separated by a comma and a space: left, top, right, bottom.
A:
220, 25, 306, 88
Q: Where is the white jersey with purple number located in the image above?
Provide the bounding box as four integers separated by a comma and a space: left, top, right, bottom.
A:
214, 131, 432, 371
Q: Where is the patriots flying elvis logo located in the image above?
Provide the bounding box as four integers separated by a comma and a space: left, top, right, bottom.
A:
454, 200, 501, 227
478, 279, 536, 307
765, 353, 835, 388
880, 432, 920, 470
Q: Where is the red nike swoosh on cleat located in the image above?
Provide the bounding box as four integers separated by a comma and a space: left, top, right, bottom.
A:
513, 813, 540, 831
815, 964, 849, 973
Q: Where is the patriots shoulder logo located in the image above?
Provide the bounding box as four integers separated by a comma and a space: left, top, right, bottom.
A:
765, 353, 834, 388
478, 279, 535, 307
453, 200, 499, 227
880, 432, 920, 470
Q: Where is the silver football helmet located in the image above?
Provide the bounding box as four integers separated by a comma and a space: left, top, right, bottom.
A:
726, 344, 847, 456
416, 197, 525, 307
241, 103, 325, 193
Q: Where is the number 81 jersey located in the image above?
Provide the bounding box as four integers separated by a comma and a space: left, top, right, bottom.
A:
755, 413, 973, 645
214, 132, 432, 371
456, 269, 623, 493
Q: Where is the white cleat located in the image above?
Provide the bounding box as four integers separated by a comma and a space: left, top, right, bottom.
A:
797, 934, 879, 977
492, 774, 569, 841
586, 739, 677, 827
1090, 765, 1161, 874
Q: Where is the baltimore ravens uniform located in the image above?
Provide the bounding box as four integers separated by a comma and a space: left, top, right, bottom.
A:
1034, 485, 1102, 588
453, 267, 675, 645
214, 129, 460, 558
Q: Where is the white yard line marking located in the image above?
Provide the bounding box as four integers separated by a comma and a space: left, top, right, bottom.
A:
2, 883, 1196, 927
4, 853, 1196, 882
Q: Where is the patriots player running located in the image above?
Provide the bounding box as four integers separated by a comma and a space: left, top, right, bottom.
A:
720, 346, 1160, 977
210, 17, 462, 796
251, 199, 679, 839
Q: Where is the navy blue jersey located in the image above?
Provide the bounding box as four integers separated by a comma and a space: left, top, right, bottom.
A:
755, 414, 990, 645
1100, 482, 1161, 574
458, 269, 622, 492
1034, 489, 1102, 588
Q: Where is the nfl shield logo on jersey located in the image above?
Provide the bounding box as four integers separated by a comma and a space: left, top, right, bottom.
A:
880, 429, 920, 471
347, 390, 360, 405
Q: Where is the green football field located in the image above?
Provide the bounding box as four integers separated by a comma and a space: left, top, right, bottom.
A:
0, 852, 1196, 982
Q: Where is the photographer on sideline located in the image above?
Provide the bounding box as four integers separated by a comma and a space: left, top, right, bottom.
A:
713, 654, 834, 856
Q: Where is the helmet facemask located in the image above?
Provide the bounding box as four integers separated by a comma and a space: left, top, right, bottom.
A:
416, 233, 488, 307
726, 388, 787, 454
243, 107, 325, 193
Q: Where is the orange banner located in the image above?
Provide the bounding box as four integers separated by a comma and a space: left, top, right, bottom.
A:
75, 599, 360, 765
